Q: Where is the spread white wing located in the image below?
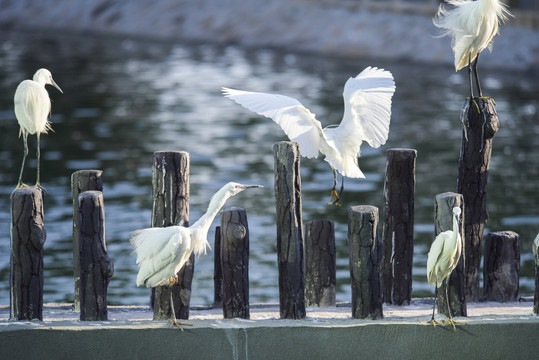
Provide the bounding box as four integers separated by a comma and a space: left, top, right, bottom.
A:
222, 88, 323, 158
323, 67, 395, 178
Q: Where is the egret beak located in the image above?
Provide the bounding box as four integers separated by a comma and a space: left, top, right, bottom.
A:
242, 185, 263, 189
50, 79, 63, 94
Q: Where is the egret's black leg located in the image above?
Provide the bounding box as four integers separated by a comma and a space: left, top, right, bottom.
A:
468, 52, 474, 99
36, 134, 41, 187
441, 278, 466, 330
168, 278, 192, 331
423, 281, 443, 327
16, 131, 29, 189
338, 175, 344, 200
473, 53, 482, 98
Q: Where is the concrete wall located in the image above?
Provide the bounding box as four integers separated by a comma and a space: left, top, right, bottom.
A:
1, 319, 538, 359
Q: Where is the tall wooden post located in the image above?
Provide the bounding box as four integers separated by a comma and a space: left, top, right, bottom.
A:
213, 226, 223, 308
72, 170, 103, 311
10, 187, 46, 320
434, 192, 466, 318
78, 191, 114, 321
220, 207, 250, 319
533, 234, 539, 315
457, 98, 499, 301
273, 141, 305, 319
348, 205, 383, 320
151, 151, 192, 320
483, 231, 520, 302
382, 148, 416, 305
304, 220, 336, 307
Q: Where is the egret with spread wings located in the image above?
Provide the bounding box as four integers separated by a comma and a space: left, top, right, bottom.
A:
223, 66, 395, 205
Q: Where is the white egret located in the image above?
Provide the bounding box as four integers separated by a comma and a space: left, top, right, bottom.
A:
426, 207, 463, 330
223, 66, 395, 205
14, 68, 63, 189
130, 182, 262, 329
433, 0, 511, 99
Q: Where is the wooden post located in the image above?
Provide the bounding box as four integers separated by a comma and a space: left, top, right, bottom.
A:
434, 192, 466, 318
348, 205, 383, 320
213, 226, 223, 308
273, 141, 306, 319
72, 169, 103, 311
151, 151, 192, 321
220, 207, 250, 319
10, 187, 46, 320
382, 148, 416, 305
304, 220, 336, 307
483, 231, 520, 302
457, 98, 499, 301
533, 234, 539, 315
78, 191, 114, 321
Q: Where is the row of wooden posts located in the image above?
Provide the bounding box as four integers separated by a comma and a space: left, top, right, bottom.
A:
8, 99, 539, 321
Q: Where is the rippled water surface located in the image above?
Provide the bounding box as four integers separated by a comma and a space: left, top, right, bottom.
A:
0, 32, 537, 306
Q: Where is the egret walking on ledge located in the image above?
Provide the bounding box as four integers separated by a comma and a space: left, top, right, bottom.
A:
14, 68, 63, 189
223, 66, 395, 205
433, 0, 511, 100
130, 182, 262, 329
426, 207, 463, 330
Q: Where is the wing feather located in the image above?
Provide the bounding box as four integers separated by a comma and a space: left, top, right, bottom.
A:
222, 87, 322, 158
130, 226, 188, 287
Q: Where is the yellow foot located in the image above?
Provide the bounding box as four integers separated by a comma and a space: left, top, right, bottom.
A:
15, 182, 29, 190
35, 183, 48, 194
422, 318, 445, 327
328, 189, 342, 206
168, 276, 179, 286
169, 318, 193, 331
442, 318, 466, 331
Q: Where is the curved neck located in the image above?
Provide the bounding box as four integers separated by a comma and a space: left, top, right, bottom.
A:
191, 188, 231, 234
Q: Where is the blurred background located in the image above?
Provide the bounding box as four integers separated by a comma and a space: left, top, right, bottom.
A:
0, 0, 537, 306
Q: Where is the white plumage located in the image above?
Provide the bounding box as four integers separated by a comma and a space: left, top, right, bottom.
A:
433, 0, 511, 97
14, 68, 62, 188
426, 206, 463, 329
223, 66, 395, 204
130, 182, 262, 288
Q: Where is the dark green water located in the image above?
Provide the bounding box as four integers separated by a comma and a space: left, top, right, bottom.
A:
0, 31, 537, 306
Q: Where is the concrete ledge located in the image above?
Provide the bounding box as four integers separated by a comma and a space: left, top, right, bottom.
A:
1, 301, 538, 360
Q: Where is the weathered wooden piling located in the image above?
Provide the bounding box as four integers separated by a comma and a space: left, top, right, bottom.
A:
213, 226, 223, 308
457, 98, 499, 301
304, 220, 336, 307
72, 169, 103, 311
382, 148, 416, 305
348, 205, 383, 320
483, 231, 520, 302
220, 207, 250, 319
434, 192, 466, 318
151, 151, 192, 320
10, 187, 46, 321
534, 234, 539, 315
273, 141, 306, 319
78, 191, 114, 321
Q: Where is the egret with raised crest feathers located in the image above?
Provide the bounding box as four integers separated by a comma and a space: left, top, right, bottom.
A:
433, 0, 511, 100
223, 66, 395, 205
130, 182, 262, 329
14, 68, 63, 189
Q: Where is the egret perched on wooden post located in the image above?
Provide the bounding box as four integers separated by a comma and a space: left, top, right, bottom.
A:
223, 66, 395, 205
130, 182, 262, 329
14, 68, 63, 189
426, 207, 463, 330
433, 0, 511, 100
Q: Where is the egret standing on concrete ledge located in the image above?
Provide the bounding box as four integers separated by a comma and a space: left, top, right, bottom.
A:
433, 0, 511, 99
223, 66, 395, 205
14, 68, 63, 189
130, 182, 262, 329
426, 207, 463, 330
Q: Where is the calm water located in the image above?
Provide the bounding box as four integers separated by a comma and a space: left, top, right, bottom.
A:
0, 31, 537, 306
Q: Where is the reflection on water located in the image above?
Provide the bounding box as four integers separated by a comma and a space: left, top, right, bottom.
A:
0, 31, 537, 306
